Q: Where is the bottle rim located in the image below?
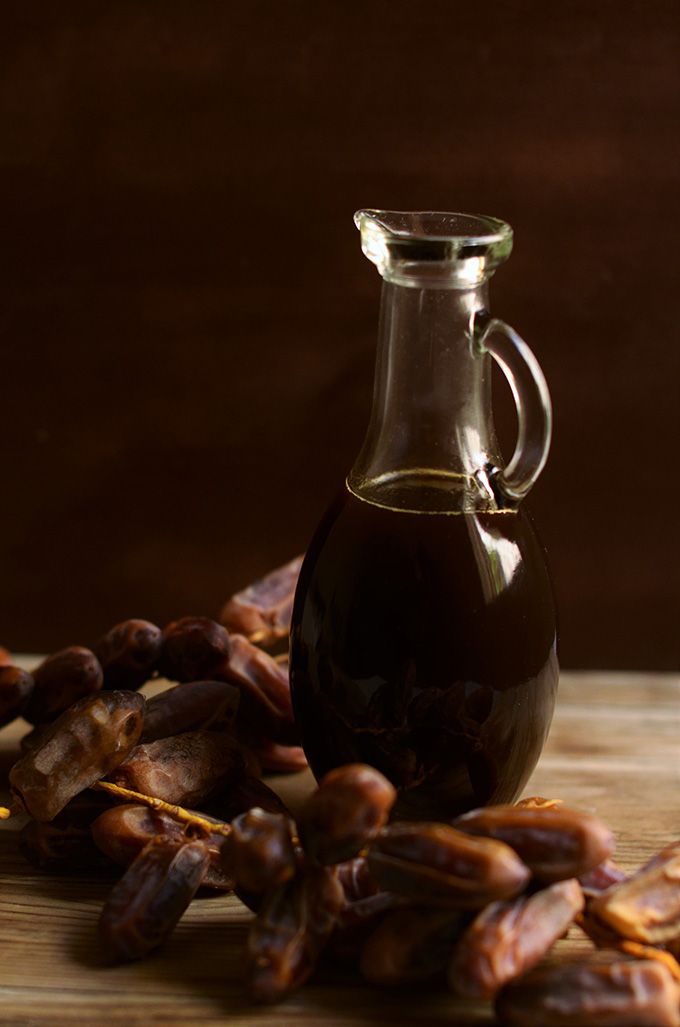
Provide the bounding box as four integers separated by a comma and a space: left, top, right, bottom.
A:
354, 209, 514, 287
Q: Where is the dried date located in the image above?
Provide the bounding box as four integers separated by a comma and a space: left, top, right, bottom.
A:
140, 680, 240, 742
454, 804, 615, 882
220, 633, 297, 744
95, 619, 162, 690
9, 691, 145, 821
495, 959, 680, 1027
24, 646, 103, 725
297, 764, 396, 866
0, 665, 34, 727
108, 730, 252, 807
224, 808, 297, 893
91, 803, 233, 890
220, 555, 303, 645
367, 822, 530, 908
590, 843, 680, 944
247, 865, 344, 1002
448, 878, 584, 999
158, 617, 232, 682
99, 837, 210, 961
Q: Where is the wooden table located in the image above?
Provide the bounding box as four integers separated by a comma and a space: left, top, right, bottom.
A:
1, 670, 678, 1027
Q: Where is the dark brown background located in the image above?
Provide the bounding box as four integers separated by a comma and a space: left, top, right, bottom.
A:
1, 1, 678, 668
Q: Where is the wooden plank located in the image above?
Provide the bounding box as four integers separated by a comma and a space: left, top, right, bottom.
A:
0, 670, 678, 1026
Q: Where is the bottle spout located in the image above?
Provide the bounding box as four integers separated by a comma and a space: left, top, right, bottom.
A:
354, 209, 513, 288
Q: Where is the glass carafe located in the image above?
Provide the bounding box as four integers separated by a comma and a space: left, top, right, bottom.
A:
290, 210, 558, 819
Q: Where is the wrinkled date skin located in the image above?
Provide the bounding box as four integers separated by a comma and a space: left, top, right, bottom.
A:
91, 804, 233, 891
368, 823, 530, 908
591, 843, 680, 944
220, 555, 303, 645
10, 691, 146, 821
224, 808, 297, 894
108, 730, 251, 807
159, 617, 232, 683
0, 665, 34, 727
454, 805, 615, 883
448, 878, 584, 999
219, 634, 297, 745
297, 764, 396, 866
360, 906, 466, 986
495, 959, 680, 1027
247, 866, 344, 1003
24, 647, 104, 725
140, 680, 240, 742
99, 837, 210, 961
95, 619, 162, 691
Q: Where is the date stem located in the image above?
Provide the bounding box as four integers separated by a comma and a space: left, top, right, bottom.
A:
91, 781, 232, 838
618, 941, 680, 983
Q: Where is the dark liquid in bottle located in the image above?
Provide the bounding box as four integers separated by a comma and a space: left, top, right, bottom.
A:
290, 488, 558, 819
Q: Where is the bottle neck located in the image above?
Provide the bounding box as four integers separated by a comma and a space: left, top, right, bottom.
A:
348, 279, 502, 513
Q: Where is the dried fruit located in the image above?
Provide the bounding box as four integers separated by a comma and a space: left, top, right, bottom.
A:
590, 843, 680, 944
159, 617, 232, 682
99, 837, 210, 961
247, 866, 344, 1002
495, 959, 680, 1027
448, 878, 584, 998
108, 730, 251, 807
297, 764, 396, 865
220, 555, 303, 645
454, 804, 615, 882
9, 691, 145, 821
91, 803, 233, 891
24, 647, 103, 725
220, 633, 297, 744
95, 619, 162, 690
0, 665, 34, 727
368, 822, 530, 908
224, 808, 297, 893
140, 679, 240, 742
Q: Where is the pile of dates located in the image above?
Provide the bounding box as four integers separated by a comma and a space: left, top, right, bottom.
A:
2, 559, 680, 1026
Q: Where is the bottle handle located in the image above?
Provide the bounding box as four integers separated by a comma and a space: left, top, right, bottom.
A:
475, 315, 553, 505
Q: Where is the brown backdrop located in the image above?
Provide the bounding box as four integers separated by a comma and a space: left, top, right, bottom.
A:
1, 1, 678, 668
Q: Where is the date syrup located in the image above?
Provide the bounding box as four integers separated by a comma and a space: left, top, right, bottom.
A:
290, 487, 558, 820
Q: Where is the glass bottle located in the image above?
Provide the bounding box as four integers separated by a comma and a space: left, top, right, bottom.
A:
290, 211, 558, 819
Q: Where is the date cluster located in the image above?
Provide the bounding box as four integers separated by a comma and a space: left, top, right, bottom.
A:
2, 561, 680, 1025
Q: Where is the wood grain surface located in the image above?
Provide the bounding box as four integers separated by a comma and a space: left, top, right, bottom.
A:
0, 670, 678, 1027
